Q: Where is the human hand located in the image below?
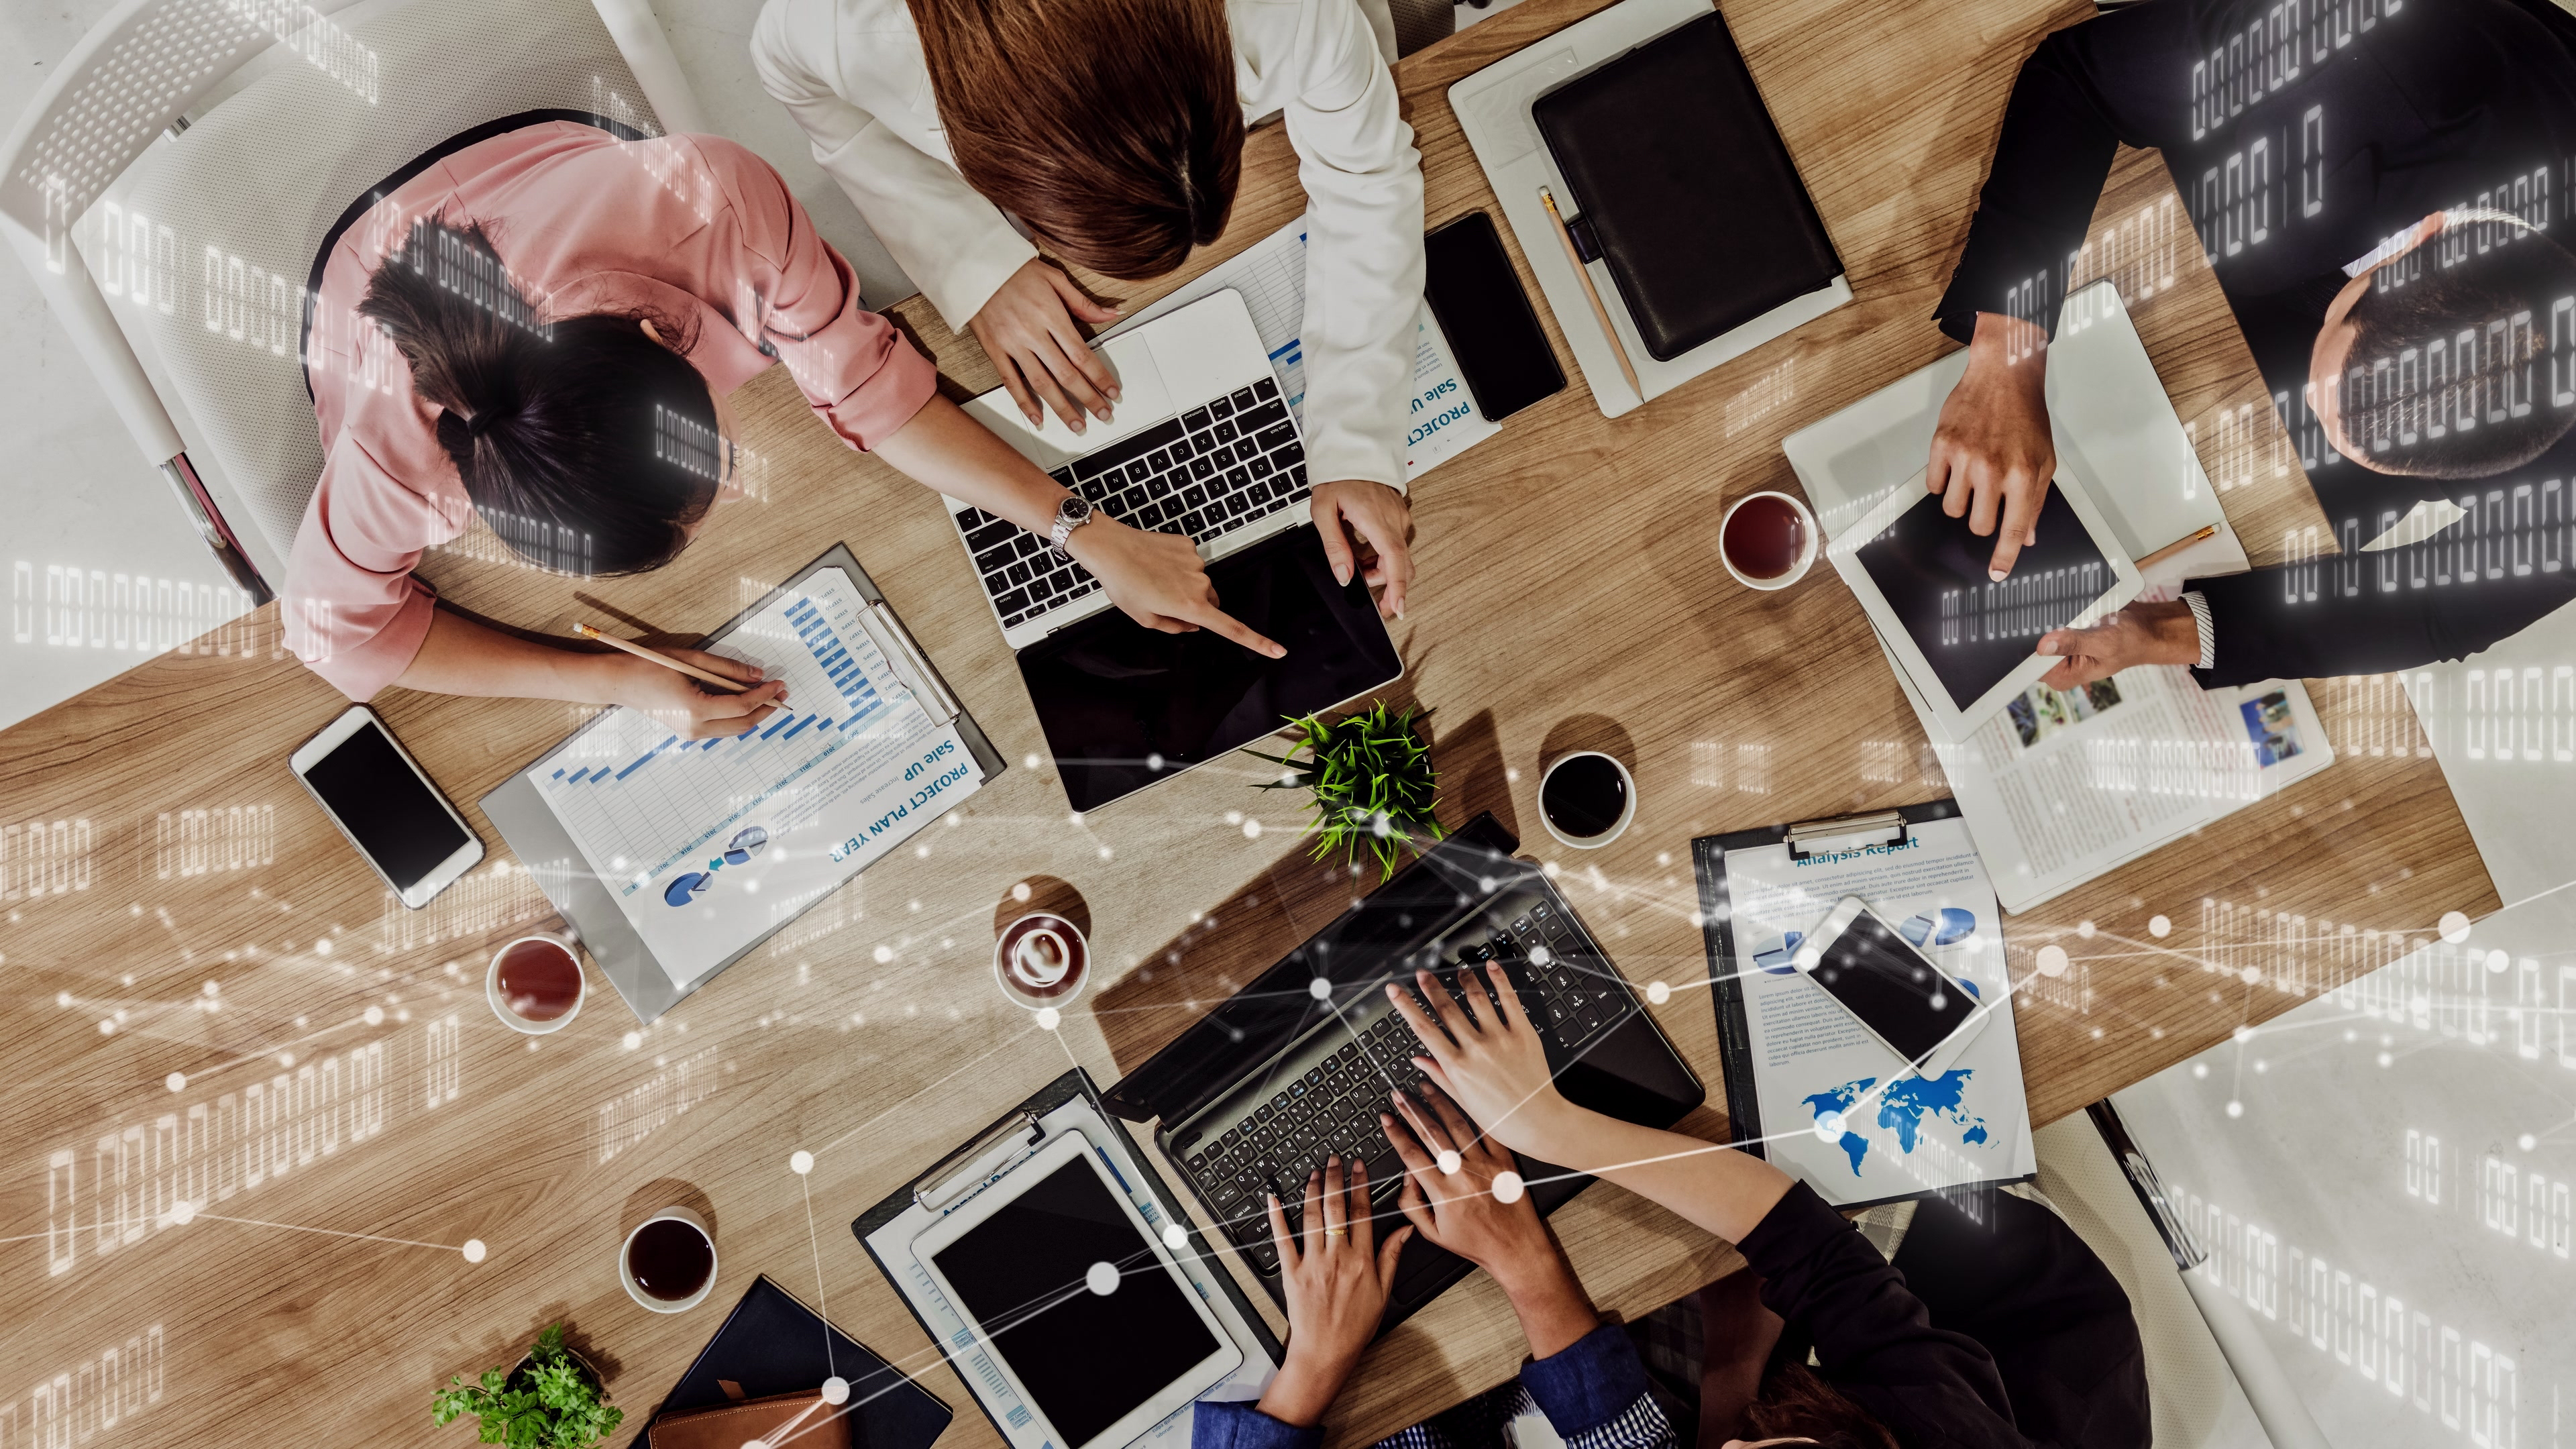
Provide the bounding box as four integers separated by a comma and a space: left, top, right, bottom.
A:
1068, 517, 1285, 657
1927, 311, 2055, 579
594, 648, 786, 739
1256, 1157, 1412, 1428
1309, 480, 1416, 619
1384, 965, 1574, 1160
966, 258, 1122, 432
2035, 599, 2199, 689
1385, 1082, 1597, 1357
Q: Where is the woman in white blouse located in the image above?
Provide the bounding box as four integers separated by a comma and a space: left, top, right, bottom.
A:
753, 0, 1424, 616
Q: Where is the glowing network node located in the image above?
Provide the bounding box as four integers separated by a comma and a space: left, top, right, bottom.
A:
1493, 1171, 1525, 1204
169, 1199, 196, 1226
1814, 1111, 1847, 1142
1436, 1149, 1462, 1175
2147, 914, 2171, 938
873, 945, 894, 963
1309, 978, 1333, 1001
2225, 1100, 2244, 1118
2035, 945, 2070, 978
1012, 881, 1032, 903
2377, 1051, 2394, 1067
1036, 1008, 1062, 1031
1147, 753, 1165, 771
364, 1005, 384, 1026
790, 1150, 814, 1176
2438, 910, 2471, 944
2485, 949, 2510, 975
1085, 1261, 1120, 1295
1025, 753, 1042, 769
2192, 1063, 2210, 1079
1928, 992, 1947, 1011
2239, 967, 2262, 985
822, 1377, 850, 1405
2076, 920, 2096, 938
1226, 811, 1243, 825
1646, 981, 1671, 1006
203, 980, 219, 996
462, 1239, 487, 1263
1162, 1223, 1187, 1249
98, 1020, 115, 1035
2519, 1134, 2537, 1152
1529, 946, 1553, 967
56, 990, 70, 1007
622, 1030, 643, 1050
165, 1071, 185, 1092
1242, 820, 1262, 839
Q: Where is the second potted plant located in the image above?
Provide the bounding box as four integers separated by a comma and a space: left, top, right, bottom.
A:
432, 1323, 623, 1449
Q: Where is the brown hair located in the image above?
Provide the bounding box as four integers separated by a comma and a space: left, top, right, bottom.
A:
2339, 223, 2576, 480
906, 0, 1242, 279
1739, 1360, 1900, 1449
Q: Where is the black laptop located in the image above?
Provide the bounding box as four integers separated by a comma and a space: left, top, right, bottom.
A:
1104, 813, 1705, 1326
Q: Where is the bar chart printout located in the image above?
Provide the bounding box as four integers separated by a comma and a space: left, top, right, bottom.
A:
526, 568, 983, 986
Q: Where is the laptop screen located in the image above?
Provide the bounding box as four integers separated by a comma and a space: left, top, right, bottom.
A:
1016, 525, 1403, 812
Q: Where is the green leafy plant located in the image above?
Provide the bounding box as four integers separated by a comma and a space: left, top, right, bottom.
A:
1246, 701, 1446, 879
433, 1324, 623, 1449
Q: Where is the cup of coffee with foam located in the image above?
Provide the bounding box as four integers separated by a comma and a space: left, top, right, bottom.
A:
486, 934, 586, 1034
994, 912, 1089, 1010
1539, 751, 1637, 849
620, 1207, 717, 1313
1719, 490, 1819, 590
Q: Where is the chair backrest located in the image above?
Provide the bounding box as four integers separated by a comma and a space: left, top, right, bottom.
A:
80, 0, 669, 564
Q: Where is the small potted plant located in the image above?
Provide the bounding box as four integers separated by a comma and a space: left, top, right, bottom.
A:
1245, 700, 1444, 879
433, 1323, 623, 1449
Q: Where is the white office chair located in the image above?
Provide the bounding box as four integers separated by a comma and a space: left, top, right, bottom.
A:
0, 0, 710, 600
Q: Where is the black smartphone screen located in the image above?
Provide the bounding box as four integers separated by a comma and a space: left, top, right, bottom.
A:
1424, 212, 1566, 423
1808, 910, 1980, 1062
302, 718, 472, 890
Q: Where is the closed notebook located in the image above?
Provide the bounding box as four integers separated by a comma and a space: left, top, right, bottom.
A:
629, 1275, 951, 1449
1532, 11, 1842, 361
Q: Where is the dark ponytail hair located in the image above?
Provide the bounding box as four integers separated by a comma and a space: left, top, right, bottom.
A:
356, 217, 722, 574
1740, 1360, 1901, 1449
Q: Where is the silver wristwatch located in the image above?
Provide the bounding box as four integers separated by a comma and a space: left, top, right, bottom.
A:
1047, 494, 1095, 559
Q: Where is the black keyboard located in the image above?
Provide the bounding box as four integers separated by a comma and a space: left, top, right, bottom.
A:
952, 377, 1309, 631
1175, 900, 1637, 1274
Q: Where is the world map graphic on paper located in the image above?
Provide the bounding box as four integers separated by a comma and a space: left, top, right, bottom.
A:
1801, 1071, 1992, 1175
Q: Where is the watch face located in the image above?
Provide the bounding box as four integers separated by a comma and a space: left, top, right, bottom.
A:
1065, 496, 1093, 524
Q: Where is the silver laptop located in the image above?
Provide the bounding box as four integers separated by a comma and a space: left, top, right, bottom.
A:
947, 289, 1311, 648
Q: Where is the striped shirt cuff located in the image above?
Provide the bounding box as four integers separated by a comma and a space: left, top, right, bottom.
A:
2182, 590, 2216, 670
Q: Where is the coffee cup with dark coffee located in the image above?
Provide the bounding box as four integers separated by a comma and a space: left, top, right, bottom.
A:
621, 1207, 717, 1313
994, 912, 1090, 1010
1719, 490, 1819, 590
1539, 751, 1637, 849
485, 934, 586, 1034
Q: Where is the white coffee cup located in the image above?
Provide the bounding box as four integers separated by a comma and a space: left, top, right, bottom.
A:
1538, 751, 1638, 850
619, 1207, 717, 1313
484, 934, 586, 1036
1718, 490, 1820, 591
994, 912, 1089, 1010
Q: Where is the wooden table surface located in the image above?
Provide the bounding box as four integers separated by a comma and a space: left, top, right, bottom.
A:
0, 0, 2497, 1444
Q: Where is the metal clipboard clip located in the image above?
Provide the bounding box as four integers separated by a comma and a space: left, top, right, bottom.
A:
1784, 810, 1910, 861
914, 1110, 1045, 1213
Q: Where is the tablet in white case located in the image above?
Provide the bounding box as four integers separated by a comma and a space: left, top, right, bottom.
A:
912, 1132, 1244, 1449
1827, 469, 2143, 741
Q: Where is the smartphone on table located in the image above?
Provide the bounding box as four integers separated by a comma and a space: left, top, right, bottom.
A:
1792, 896, 1984, 1071
1424, 211, 1567, 423
290, 706, 483, 908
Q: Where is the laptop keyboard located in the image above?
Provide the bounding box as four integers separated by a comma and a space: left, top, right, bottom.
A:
951, 377, 1310, 631
1179, 900, 1635, 1273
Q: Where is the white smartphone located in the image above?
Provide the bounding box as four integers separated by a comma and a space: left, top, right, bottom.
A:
290, 706, 484, 908
1792, 896, 1984, 1070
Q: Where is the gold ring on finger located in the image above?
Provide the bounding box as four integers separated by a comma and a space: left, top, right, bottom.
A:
1325, 1227, 1347, 1240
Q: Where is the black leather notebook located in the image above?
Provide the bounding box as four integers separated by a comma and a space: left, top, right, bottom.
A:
1532, 11, 1841, 361
627, 1275, 952, 1449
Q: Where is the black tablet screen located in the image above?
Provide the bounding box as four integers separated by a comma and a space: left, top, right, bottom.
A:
1853, 487, 2114, 711
930, 1156, 1219, 1449
1017, 525, 1402, 811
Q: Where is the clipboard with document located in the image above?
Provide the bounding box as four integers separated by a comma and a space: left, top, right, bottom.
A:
1692, 804, 2038, 1211
482, 543, 1005, 1022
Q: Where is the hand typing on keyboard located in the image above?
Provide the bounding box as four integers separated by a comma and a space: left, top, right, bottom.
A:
1309, 480, 1417, 621
1387, 963, 1570, 1158
1383, 1081, 1601, 1357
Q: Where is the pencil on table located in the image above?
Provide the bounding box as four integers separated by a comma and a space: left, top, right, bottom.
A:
573, 622, 749, 694
2135, 523, 2219, 573
1539, 185, 1643, 400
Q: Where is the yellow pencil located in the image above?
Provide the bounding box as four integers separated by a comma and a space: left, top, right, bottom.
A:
2135, 523, 2219, 573
1540, 186, 1643, 401
573, 622, 749, 693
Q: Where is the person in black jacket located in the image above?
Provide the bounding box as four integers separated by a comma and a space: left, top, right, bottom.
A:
1924, 0, 2576, 688
1385, 968, 2149, 1449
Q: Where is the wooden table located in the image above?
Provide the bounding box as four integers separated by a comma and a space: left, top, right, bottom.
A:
0, 0, 2497, 1444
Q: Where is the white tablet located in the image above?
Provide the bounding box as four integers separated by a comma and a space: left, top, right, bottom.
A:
1827, 469, 2143, 740
912, 1132, 1243, 1449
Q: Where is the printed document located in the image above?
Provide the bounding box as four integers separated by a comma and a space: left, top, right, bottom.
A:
526, 568, 981, 987
1715, 816, 2036, 1208
1107, 215, 1501, 477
